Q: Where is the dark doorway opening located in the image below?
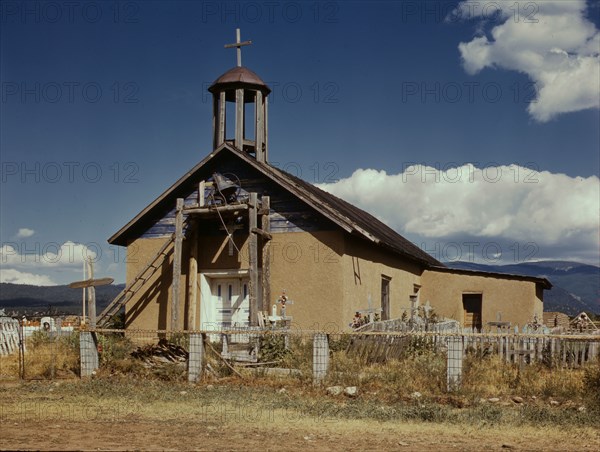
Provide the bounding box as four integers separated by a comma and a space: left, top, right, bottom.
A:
462, 294, 482, 331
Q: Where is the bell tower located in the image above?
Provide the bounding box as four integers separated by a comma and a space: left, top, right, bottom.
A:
209, 29, 271, 163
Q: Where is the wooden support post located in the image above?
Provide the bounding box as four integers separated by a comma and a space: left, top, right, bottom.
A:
235, 88, 244, 150
264, 96, 268, 161
447, 336, 464, 391
218, 91, 226, 146
188, 333, 204, 383
171, 198, 184, 331
261, 196, 271, 314
313, 333, 329, 385
79, 331, 98, 377
248, 193, 259, 326
212, 95, 218, 150
187, 223, 198, 330
255, 91, 264, 162
86, 259, 96, 328
199, 181, 205, 207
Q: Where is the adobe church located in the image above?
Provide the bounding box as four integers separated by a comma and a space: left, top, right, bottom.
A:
101, 31, 551, 332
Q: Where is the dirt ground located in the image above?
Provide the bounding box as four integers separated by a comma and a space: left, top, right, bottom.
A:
1, 380, 599, 451
2, 418, 599, 451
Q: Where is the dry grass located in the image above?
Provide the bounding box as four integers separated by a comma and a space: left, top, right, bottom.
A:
3, 332, 599, 428
461, 355, 588, 400
0, 333, 79, 380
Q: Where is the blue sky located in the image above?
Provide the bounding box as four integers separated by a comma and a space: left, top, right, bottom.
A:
1, 0, 599, 285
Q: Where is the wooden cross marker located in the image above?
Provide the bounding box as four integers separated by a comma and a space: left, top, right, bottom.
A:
69, 257, 114, 327
358, 294, 382, 317
224, 28, 252, 67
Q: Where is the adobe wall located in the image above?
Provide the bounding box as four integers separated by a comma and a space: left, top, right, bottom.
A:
340, 236, 424, 331
420, 269, 543, 328
122, 230, 346, 331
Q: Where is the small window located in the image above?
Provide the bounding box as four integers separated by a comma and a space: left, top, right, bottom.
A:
381, 276, 391, 321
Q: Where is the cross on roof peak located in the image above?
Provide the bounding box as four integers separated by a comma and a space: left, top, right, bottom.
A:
224, 28, 252, 67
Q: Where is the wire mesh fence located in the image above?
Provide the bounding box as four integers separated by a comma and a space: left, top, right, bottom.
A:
2, 326, 599, 390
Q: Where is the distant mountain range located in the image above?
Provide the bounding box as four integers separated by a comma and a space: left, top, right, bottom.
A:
0, 283, 124, 316
445, 260, 599, 315
1, 260, 598, 317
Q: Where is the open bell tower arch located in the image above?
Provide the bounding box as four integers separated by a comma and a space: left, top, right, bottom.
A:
208, 29, 271, 163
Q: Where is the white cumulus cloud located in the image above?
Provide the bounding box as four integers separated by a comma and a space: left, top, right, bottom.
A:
0, 241, 97, 268
317, 164, 599, 264
0, 268, 56, 286
16, 228, 35, 238
453, 0, 600, 121
17, 228, 35, 239
0, 241, 100, 286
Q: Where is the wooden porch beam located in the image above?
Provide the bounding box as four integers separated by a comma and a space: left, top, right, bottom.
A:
248, 192, 258, 326
250, 227, 272, 241
261, 196, 271, 314
171, 198, 184, 331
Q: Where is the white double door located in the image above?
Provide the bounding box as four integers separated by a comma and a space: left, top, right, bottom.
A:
211, 278, 250, 329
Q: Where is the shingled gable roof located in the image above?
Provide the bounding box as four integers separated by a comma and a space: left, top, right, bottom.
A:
108, 143, 442, 267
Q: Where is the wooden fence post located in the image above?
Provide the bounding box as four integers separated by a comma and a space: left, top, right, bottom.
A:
80, 331, 99, 377
447, 336, 464, 391
188, 333, 204, 383
313, 333, 329, 385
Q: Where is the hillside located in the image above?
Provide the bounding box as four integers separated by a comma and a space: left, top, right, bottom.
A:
0, 282, 124, 316
445, 261, 599, 315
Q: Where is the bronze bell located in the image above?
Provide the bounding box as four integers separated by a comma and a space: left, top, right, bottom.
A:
212, 172, 239, 204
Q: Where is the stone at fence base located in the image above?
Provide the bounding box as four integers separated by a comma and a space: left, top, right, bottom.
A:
550, 400, 560, 406
344, 386, 358, 397
511, 396, 524, 404
488, 397, 500, 403
326, 386, 344, 396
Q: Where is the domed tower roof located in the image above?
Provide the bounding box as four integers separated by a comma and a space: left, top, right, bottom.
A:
208, 66, 271, 96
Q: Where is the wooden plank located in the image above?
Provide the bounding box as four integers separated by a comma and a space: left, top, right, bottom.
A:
264, 96, 268, 161
86, 260, 96, 328
187, 223, 198, 330
212, 95, 218, 149
261, 196, 271, 314
255, 90, 264, 162
171, 198, 184, 331
69, 277, 114, 289
248, 193, 258, 326
199, 181, 205, 207
235, 88, 244, 150
251, 227, 272, 241
218, 91, 226, 146
184, 204, 248, 215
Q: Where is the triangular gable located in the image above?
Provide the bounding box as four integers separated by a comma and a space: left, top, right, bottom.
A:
108, 144, 441, 267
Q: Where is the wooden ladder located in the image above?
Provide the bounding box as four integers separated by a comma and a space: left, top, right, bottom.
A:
97, 235, 176, 327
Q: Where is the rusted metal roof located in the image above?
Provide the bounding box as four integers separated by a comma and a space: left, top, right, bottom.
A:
208, 66, 271, 94
108, 144, 442, 268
